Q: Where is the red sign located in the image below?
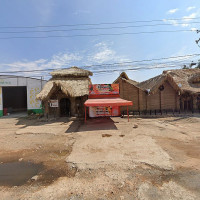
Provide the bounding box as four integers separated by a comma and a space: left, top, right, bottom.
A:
89, 84, 119, 95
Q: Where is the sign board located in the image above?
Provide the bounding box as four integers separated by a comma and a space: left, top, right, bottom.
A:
0, 78, 17, 86
89, 84, 119, 95
49, 100, 59, 107
89, 106, 119, 117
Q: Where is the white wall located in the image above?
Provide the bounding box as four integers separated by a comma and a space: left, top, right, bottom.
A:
27, 78, 45, 110
0, 87, 2, 111
0, 76, 47, 111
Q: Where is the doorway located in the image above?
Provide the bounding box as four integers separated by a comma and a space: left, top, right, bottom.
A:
2, 86, 27, 114
60, 98, 71, 117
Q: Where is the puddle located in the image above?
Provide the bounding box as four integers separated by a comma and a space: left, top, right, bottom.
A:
0, 161, 43, 186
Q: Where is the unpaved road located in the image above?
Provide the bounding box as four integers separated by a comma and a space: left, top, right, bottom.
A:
0, 115, 200, 199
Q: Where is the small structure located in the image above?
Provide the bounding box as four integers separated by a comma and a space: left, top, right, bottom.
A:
37, 67, 93, 117
0, 75, 46, 117
114, 69, 200, 113
113, 72, 146, 113
84, 84, 133, 122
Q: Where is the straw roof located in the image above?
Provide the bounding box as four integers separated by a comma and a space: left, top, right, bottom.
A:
37, 67, 92, 100
113, 72, 138, 85
164, 68, 200, 94
137, 68, 200, 94
137, 74, 167, 93
50, 66, 93, 77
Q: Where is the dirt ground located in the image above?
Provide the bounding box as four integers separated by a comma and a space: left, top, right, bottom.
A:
0, 114, 200, 200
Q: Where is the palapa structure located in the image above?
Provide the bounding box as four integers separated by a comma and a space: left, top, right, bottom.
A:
114, 68, 200, 112
37, 66, 93, 117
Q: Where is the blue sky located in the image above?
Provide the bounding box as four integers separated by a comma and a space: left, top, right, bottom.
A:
0, 0, 200, 83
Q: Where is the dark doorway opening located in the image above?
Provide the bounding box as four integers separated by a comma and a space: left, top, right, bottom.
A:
2, 86, 27, 113
60, 98, 70, 117
183, 99, 193, 111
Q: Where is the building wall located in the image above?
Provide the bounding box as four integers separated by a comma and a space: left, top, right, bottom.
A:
117, 78, 178, 112
26, 78, 46, 113
0, 87, 3, 116
0, 76, 46, 116
147, 92, 160, 110
147, 81, 178, 110
117, 79, 146, 112
161, 81, 178, 110
45, 87, 87, 118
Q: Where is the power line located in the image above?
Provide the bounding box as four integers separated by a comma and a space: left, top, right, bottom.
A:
7, 60, 193, 76
1, 17, 200, 29
0, 53, 199, 74
0, 29, 195, 40
0, 21, 200, 34
82, 54, 200, 68
0, 63, 194, 79
92, 64, 188, 74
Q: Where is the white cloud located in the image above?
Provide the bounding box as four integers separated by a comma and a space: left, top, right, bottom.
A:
0, 52, 82, 78
191, 27, 197, 31
187, 6, 196, 12
181, 24, 190, 27
163, 19, 178, 26
0, 42, 131, 78
167, 8, 179, 14
164, 11, 199, 28
87, 42, 130, 65
182, 12, 197, 22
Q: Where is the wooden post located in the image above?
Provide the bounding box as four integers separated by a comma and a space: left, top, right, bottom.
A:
127, 106, 129, 122
160, 90, 162, 112
138, 88, 140, 112
85, 106, 87, 123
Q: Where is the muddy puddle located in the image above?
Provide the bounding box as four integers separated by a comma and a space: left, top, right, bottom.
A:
0, 161, 43, 186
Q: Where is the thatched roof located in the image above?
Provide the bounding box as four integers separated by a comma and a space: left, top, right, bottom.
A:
137, 68, 200, 94
137, 74, 167, 93
37, 67, 93, 100
113, 72, 138, 85
164, 68, 200, 94
50, 66, 93, 77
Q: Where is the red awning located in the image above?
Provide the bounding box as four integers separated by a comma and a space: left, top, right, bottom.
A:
84, 98, 133, 107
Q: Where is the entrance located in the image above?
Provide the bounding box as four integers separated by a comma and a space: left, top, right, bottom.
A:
60, 98, 70, 117
2, 86, 27, 114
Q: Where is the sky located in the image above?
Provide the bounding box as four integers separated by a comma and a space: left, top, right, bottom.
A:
0, 0, 200, 83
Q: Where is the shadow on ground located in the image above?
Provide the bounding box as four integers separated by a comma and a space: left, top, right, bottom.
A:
66, 117, 118, 133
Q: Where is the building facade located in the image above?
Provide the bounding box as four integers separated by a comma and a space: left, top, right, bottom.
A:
37, 67, 93, 118
0, 75, 46, 117
114, 69, 200, 113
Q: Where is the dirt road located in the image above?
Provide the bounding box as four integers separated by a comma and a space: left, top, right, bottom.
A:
0, 115, 200, 199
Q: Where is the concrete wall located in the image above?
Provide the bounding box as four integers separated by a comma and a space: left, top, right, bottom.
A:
0, 87, 2, 116
0, 76, 46, 116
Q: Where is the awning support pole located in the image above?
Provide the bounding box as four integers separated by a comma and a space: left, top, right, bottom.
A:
85, 106, 87, 123
127, 106, 129, 122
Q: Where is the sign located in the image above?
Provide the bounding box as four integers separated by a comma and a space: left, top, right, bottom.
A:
0, 78, 17, 86
89, 106, 119, 117
89, 84, 119, 95
49, 100, 58, 107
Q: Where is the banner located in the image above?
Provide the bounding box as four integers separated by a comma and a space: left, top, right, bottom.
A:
89, 84, 119, 95
89, 106, 119, 117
